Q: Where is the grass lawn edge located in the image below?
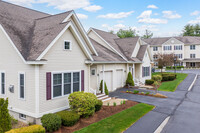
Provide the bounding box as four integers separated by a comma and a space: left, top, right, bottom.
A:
74, 103, 154, 133
153, 72, 188, 92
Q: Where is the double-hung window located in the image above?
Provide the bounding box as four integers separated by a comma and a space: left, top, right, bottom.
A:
19, 73, 25, 99
143, 67, 150, 77
52, 71, 80, 98
153, 47, 158, 51
163, 45, 172, 51
190, 54, 196, 58
190, 45, 195, 50
1, 72, 5, 95
174, 45, 182, 50
64, 73, 71, 95
64, 40, 71, 50
53, 74, 62, 98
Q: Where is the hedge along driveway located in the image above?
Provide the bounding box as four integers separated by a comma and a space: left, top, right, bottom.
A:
153, 72, 188, 92
74, 103, 154, 133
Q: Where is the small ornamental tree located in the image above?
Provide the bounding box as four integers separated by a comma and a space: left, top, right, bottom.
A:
126, 72, 134, 86
0, 98, 11, 133
99, 80, 109, 95
152, 75, 162, 93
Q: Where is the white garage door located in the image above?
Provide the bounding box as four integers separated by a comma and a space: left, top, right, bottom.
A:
100, 71, 113, 92
116, 69, 123, 88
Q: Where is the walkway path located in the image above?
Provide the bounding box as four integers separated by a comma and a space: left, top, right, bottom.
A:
109, 73, 197, 133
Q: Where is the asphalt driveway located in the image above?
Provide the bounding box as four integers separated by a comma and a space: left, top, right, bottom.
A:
109, 72, 197, 133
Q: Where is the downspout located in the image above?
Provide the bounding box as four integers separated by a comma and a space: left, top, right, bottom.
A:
102, 65, 105, 94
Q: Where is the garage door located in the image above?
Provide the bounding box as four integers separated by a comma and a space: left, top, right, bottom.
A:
116, 69, 123, 88
100, 71, 113, 92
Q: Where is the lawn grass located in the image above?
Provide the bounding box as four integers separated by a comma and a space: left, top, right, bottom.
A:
152, 72, 188, 92
74, 103, 154, 133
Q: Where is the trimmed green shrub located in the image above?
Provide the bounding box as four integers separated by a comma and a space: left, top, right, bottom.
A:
0, 98, 11, 133
68, 92, 98, 118
145, 92, 150, 95
99, 80, 109, 95
113, 102, 117, 106
104, 82, 109, 95
162, 76, 169, 81
133, 90, 139, 94
57, 111, 80, 127
95, 100, 103, 112
145, 79, 154, 85
168, 75, 176, 81
6, 125, 45, 133
161, 73, 176, 81
126, 72, 134, 86
41, 113, 61, 132
99, 80, 103, 93
152, 75, 162, 81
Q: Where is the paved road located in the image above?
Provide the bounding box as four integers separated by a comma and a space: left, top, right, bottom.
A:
109, 72, 197, 133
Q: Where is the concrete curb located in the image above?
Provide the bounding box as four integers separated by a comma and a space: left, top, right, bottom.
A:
188, 74, 197, 91
154, 116, 170, 133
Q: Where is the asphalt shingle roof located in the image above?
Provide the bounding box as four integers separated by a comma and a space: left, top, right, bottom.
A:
89, 38, 125, 62
0, 1, 72, 61
143, 36, 200, 46
90, 28, 146, 62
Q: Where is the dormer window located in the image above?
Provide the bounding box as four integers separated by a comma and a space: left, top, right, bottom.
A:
64, 40, 71, 50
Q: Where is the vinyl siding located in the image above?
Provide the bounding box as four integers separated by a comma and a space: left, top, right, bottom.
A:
0, 27, 36, 114
39, 28, 89, 113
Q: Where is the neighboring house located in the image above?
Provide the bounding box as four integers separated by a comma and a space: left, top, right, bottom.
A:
88, 28, 152, 93
0, 1, 152, 124
142, 36, 200, 68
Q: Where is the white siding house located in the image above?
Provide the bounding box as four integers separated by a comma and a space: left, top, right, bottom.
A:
0, 1, 152, 124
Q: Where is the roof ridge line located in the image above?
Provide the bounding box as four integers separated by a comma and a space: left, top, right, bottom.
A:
35, 10, 73, 21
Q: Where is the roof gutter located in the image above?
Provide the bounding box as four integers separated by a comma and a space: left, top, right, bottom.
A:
26, 61, 47, 65
85, 60, 142, 64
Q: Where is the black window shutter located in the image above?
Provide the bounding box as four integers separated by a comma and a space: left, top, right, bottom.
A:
46, 72, 51, 100
81, 70, 84, 91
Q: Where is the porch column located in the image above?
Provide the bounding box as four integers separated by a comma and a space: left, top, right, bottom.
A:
132, 64, 135, 80
102, 65, 105, 94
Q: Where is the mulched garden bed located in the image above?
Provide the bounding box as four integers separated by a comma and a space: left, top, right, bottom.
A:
54, 100, 138, 133
121, 91, 167, 98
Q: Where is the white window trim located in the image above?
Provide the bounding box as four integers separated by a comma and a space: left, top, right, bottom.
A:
91, 68, 96, 76
0, 71, 6, 96
64, 40, 72, 51
18, 72, 26, 101
51, 70, 81, 100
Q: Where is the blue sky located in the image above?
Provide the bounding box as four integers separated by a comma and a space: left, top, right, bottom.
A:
4, 0, 200, 37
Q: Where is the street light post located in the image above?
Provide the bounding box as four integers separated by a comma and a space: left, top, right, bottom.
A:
174, 57, 176, 74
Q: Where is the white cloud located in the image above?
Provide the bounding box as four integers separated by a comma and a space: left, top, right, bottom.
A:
5, 0, 36, 7
162, 11, 181, 19
188, 16, 200, 24
5, 0, 102, 10
147, 5, 158, 9
137, 10, 152, 19
83, 5, 102, 12
137, 10, 168, 24
98, 11, 134, 19
76, 13, 88, 19
138, 18, 168, 24
190, 10, 200, 16
102, 24, 126, 31
36, 0, 90, 10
